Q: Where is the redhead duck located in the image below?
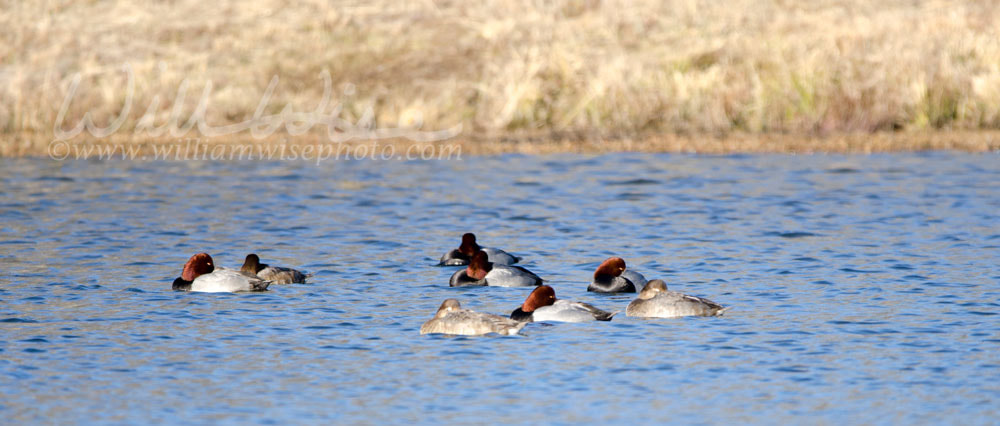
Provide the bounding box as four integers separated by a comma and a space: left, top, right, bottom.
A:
626, 280, 728, 318
510, 285, 616, 322
449, 251, 543, 287
241, 254, 307, 284
587, 257, 644, 293
439, 233, 521, 266
420, 299, 526, 336
172, 253, 270, 293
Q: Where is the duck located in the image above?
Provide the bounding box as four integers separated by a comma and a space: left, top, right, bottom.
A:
172, 253, 270, 293
439, 233, 521, 266
587, 257, 644, 293
420, 299, 526, 336
510, 285, 616, 322
626, 280, 729, 318
449, 250, 543, 287
240, 254, 307, 284
622, 269, 648, 288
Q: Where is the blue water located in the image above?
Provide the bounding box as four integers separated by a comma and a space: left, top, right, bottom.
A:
1, 152, 998, 424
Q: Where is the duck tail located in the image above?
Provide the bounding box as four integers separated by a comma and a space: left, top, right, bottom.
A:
252, 280, 271, 292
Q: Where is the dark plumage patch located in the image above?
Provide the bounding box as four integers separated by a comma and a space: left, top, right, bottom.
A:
172, 277, 192, 291
509, 308, 533, 322
449, 269, 487, 287
588, 275, 636, 293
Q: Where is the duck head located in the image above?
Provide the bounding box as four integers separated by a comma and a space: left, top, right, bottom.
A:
594, 257, 627, 280
638, 279, 669, 299
467, 250, 492, 280
458, 233, 482, 257
521, 285, 557, 312
241, 253, 263, 275
436, 299, 462, 318
181, 253, 215, 281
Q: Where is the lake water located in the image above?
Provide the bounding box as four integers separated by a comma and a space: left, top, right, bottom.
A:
1, 152, 998, 424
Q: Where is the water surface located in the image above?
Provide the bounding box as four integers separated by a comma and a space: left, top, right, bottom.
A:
1, 152, 998, 424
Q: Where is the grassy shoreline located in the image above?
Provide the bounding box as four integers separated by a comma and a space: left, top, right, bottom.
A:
3, 131, 998, 159
4, 1, 1000, 146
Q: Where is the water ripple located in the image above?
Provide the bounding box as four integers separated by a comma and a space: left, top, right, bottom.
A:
0, 153, 997, 424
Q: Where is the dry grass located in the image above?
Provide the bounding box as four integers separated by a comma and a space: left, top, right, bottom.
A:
2, 0, 1000, 155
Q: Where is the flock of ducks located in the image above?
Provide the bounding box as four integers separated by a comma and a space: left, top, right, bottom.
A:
171, 233, 729, 336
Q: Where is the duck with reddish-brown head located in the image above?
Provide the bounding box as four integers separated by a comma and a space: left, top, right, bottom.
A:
510, 285, 617, 322
173, 253, 270, 293
449, 250, 543, 287
587, 257, 646, 293
439, 233, 521, 266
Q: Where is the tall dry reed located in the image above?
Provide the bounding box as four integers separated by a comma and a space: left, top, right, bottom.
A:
2, 0, 999, 141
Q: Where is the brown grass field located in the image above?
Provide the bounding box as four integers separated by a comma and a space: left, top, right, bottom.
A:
2, 0, 1000, 156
